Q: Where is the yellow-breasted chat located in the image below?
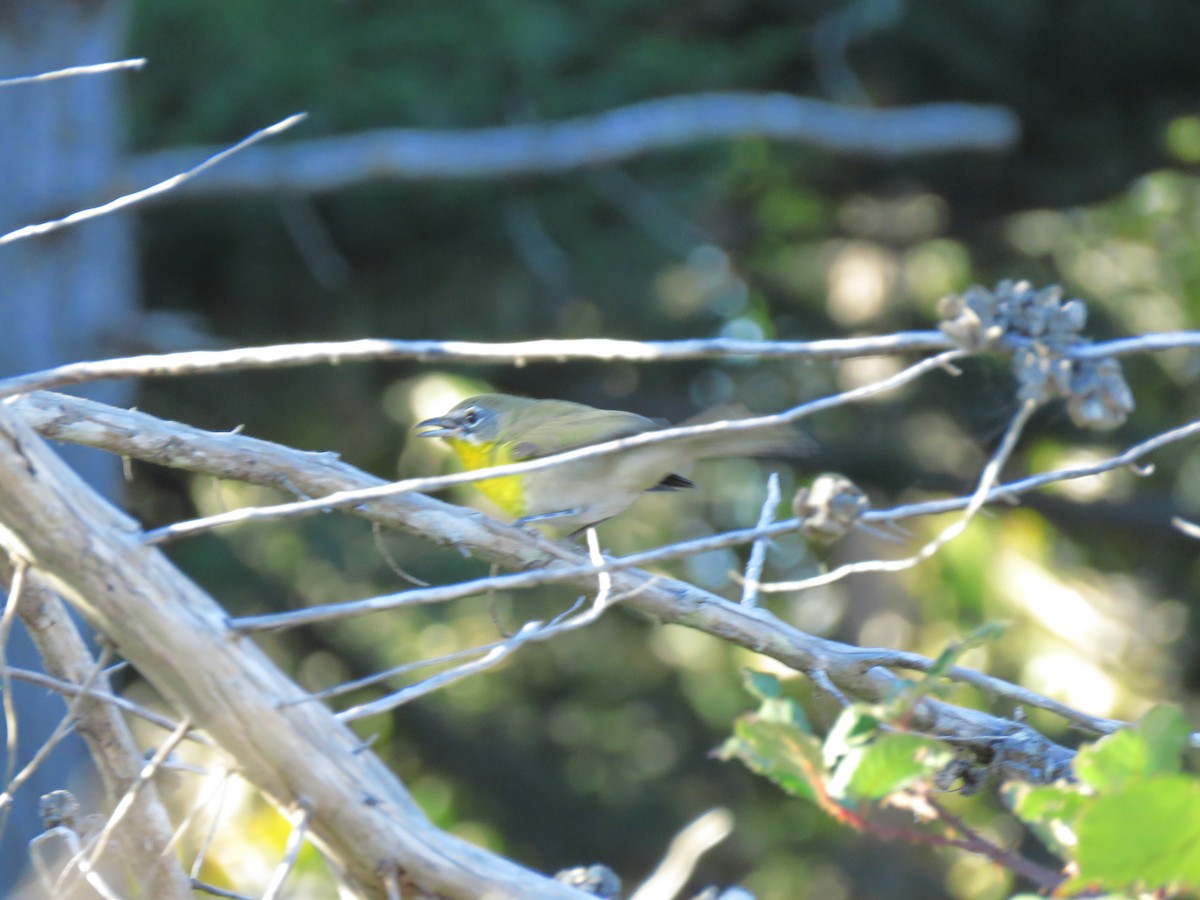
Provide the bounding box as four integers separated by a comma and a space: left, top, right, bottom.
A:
416, 393, 804, 534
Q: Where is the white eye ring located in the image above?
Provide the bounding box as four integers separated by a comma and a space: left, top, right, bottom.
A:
462, 408, 480, 427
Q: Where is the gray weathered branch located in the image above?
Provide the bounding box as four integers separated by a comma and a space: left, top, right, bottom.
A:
9, 391, 1079, 781
125, 93, 1019, 197
0, 403, 585, 900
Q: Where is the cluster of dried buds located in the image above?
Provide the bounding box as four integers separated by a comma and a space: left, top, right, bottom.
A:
938, 280, 1134, 429
792, 473, 869, 543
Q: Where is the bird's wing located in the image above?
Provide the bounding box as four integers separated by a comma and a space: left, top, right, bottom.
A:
506, 409, 663, 459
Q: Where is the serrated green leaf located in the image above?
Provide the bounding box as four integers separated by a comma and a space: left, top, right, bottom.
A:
1073, 775, 1200, 891
742, 669, 782, 700
1074, 729, 1150, 792
759, 696, 812, 733
843, 733, 955, 800
887, 622, 1008, 717
721, 718, 825, 803
1135, 704, 1191, 776
823, 705, 882, 768
1007, 782, 1091, 859
1011, 783, 1089, 824
926, 621, 1009, 680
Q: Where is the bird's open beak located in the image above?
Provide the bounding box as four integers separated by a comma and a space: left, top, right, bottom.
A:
415, 416, 459, 438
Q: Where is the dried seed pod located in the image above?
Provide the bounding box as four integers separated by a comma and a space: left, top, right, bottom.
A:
793, 474, 869, 543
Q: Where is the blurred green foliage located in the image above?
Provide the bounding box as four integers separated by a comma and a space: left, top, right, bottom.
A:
1010, 705, 1200, 895
121, 1, 1200, 897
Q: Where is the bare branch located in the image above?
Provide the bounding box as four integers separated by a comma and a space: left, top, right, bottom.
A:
0, 59, 146, 87
759, 398, 1037, 593
140, 350, 962, 545
0, 559, 194, 897
0, 113, 307, 247
1070, 331, 1200, 358
192, 880, 256, 900
740, 472, 781, 607
0, 332, 952, 399
630, 808, 734, 900
0, 647, 108, 842
0, 665, 207, 744
336, 529, 637, 721
0, 402, 591, 898
188, 772, 232, 880
874, 415, 1200, 525
2, 329, 1196, 404
60, 717, 193, 897
261, 803, 312, 900
0, 561, 25, 792
5, 391, 1095, 776
14, 389, 1198, 750
126, 93, 1019, 199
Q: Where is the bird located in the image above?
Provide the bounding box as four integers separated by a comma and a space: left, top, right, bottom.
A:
415, 393, 805, 534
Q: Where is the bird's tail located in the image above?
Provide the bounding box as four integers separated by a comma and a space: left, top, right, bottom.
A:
676, 405, 813, 459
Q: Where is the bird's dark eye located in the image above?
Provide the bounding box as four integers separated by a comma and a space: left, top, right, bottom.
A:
462, 408, 480, 428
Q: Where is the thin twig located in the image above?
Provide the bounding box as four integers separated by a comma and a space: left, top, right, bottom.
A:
0, 645, 112, 841
287, 639, 516, 706
0, 58, 146, 87
371, 522, 429, 586
758, 398, 1038, 593
923, 795, 1064, 889
292, 594, 592, 708
629, 808, 734, 900
141, 350, 963, 544
337, 621, 543, 721
868, 415, 1200, 526
1173, 517, 1200, 540
0, 331, 952, 400
14, 391, 1200, 752
190, 773, 232, 880
841, 647, 1133, 743
2, 327, 1197, 403
191, 880, 257, 900
337, 536, 638, 721
810, 668, 851, 707
0, 560, 27, 793
60, 717, 193, 896
382, 866, 404, 900
0, 113, 307, 247
161, 767, 232, 862
262, 802, 313, 900
0, 664, 212, 746
740, 472, 781, 606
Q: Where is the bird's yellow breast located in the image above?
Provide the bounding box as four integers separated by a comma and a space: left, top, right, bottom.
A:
443, 438, 527, 517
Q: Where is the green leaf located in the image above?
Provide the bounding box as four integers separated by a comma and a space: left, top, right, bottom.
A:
759, 697, 812, 733
720, 718, 824, 803
926, 621, 1009, 680
1076, 706, 1194, 791
1073, 775, 1200, 892
743, 669, 782, 700
1075, 729, 1151, 792
823, 705, 882, 769
1010, 783, 1089, 824
1135, 704, 1191, 776
843, 733, 955, 800
1006, 782, 1091, 859
887, 622, 1008, 716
